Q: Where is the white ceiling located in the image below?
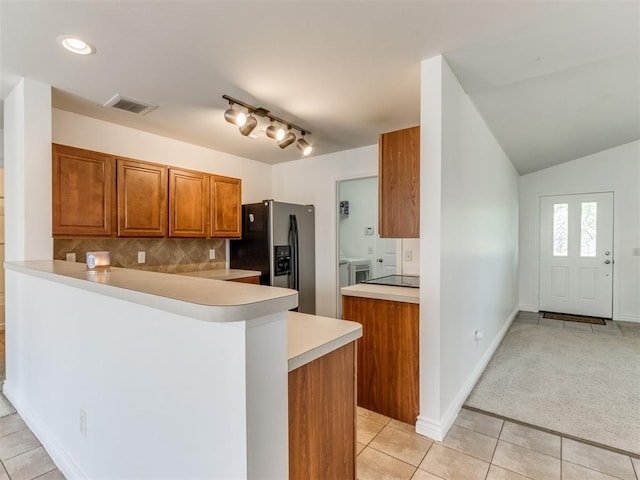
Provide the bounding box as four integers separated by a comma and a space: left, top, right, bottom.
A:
1, 1, 638, 173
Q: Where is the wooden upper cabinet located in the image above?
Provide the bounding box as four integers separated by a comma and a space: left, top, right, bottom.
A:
52, 144, 116, 237
168, 168, 209, 238
378, 126, 420, 238
210, 175, 241, 238
117, 158, 167, 237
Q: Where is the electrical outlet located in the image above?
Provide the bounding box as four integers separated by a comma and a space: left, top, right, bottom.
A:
367, 246, 373, 255
138, 251, 146, 264
65, 253, 76, 262
209, 249, 216, 260
79, 409, 87, 437
404, 250, 413, 262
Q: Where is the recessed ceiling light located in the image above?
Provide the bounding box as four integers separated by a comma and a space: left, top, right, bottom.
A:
57, 35, 96, 55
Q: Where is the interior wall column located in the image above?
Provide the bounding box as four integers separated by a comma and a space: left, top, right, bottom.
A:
4, 78, 52, 262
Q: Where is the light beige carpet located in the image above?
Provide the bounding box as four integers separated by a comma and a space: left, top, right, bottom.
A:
465, 321, 640, 455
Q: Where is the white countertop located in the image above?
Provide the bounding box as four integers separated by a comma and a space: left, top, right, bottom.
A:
6, 260, 297, 323
340, 283, 419, 304
287, 311, 362, 371
177, 269, 261, 281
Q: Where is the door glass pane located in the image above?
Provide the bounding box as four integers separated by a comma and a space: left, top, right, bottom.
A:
553, 203, 568, 256
581, 202, 597, 257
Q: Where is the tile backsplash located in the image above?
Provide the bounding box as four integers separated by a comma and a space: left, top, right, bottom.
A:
54, 238, 226, 273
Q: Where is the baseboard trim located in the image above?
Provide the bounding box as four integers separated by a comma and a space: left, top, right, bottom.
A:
416, 306, 519, 441
518, 305, 538, 313
3, 382, 87, 480
415, 415, 445, 441
614, 314, 640, 323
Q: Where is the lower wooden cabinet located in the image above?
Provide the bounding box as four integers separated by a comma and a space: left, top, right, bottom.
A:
289, 342, 356, 480
342, 295, 419, 424
229, 276, 259, 285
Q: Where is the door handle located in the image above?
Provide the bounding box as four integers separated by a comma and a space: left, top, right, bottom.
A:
377, 258, 383, 263
604, 260, 612, 264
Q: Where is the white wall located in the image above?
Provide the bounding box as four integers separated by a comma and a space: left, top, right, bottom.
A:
272, 146, 378, 317
52, 109, 272, 204
418, 56, 520, 440
519, 140, 640, 322
339, 176, 377, 260
4, 79, 52, 262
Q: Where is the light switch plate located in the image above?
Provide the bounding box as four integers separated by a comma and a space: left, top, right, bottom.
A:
138, 251, 146, 264
209, 249, 216, 260
404, 250, 413, 262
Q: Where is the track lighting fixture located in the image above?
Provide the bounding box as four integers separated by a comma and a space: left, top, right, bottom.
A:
266, 122, 286, 141
296, 133, 312, 156
224, 103, 247, 127
239, 113, 257, 136
223, 95, 313, 156
278, 128, 296, 149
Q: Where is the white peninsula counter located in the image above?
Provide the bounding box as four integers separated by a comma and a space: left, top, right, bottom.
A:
4, 260, 359, 479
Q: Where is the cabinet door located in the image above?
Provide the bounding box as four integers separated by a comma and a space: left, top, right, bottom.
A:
378, 126, 420, 238
52, 144, 116, 237
289, 342, 356, 480
168, 168, 208, 238
342, 295, 419, 424
117, 158, 167, 237
210, 175, 241, 238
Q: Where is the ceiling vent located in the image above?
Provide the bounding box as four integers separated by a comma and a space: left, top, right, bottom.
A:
103, 94, 158, 116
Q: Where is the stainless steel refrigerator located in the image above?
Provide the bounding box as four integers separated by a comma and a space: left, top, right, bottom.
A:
230, 200, 316, 314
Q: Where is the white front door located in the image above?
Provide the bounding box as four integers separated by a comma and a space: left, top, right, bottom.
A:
539, 192, 614, 318
374, 236, 398, 278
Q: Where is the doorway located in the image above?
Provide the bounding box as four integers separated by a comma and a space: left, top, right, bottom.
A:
336, 177, 397, 317
539, 192, 614, 318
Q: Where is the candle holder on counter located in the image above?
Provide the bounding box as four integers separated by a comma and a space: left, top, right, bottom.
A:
86, 251, 111, 273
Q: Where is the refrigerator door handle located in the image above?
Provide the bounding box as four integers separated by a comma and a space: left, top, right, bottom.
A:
290, 214, 300, 292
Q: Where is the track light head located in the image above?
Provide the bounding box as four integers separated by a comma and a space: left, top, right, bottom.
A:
278, 129, 296, 149
224, 104, 247, 127
239, 114, 257, 136
296, 137, 312, 156
266, 123, 286, 141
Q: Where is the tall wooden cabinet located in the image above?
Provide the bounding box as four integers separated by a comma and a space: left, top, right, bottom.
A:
210, 175, 241, 238
52, 144, 116, 237
342, 295, 419, 425
117, 158, 167, 237
378, 126, 420, 238
168, 168, 209, 238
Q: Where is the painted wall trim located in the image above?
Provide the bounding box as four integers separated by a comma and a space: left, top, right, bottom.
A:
615, 314, 640, 323
4, 384, 87, 480
415, 415, 445, 442
416, 306, 518, 441
518, 305, 538, 313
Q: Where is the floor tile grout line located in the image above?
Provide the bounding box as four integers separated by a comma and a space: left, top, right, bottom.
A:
363, 445, 422, 476
487, 419, 505, 466
0, 443, 43, 463
30, 466, 59, 480
560, 458, 635, 480
462, 406, 637, 459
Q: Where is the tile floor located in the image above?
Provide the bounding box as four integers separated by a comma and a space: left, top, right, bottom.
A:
357, 406, 640, 480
